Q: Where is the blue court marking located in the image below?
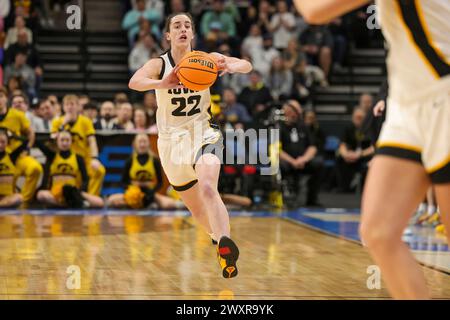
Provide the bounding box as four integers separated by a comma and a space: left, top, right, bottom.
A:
282, 208, 449, 253
282, 208, 361, 241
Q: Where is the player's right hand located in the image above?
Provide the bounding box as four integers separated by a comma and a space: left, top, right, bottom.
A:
160, 66, 184, 89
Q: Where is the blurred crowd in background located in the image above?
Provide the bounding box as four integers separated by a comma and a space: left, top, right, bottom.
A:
0, 0, 383, 209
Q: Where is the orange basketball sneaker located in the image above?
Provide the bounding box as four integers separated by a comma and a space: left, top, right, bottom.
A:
217, 236, 240, 278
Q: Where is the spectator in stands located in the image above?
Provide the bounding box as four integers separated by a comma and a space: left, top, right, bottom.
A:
269, 0, 296, 50
265, 56, 293, 101
35, 0, 55, 29
218, 43, 250, 95
329, 17, 348, 70
0, 87, 42, 204
129, 33, 161, 73
363, 79, 388, 145
200, 0, 236, 41
135, 18, 158, 44
142, 91, 157, 125
4, 16, 33, 49
254, 0, 274, 35
300, 25, 333, 78
285, 40, 328, 101
241, 24, 263, 57
250, 33, 280, 78
166, 0, 186, 16
78, 95, 90, 109
83, 102, 98, 125
10, 92, 40, 128
114, 92, 129, 106
116, 102, 135, 131
4, 51, 36, 99
283, 38, 306, 71
36, 98, 56, 132
5, 30, 43, 89
221, 88, 252, 126
355, 92, 373, 113
132, 107, 150, 132
280, 100, 321, 207
304, 110, 326, 155
238, 70, 273, 121
122, 0, 161, 46
6, 76, 22, 94
336, 107, 374, 193
291, 8, 308, 40
51, 94, 105, 196
131, 0, 164, 19
95, 101, 121, 131
47, 94, 62, 117
9, 0, 40, 29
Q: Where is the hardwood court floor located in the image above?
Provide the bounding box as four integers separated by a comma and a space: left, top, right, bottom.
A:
0, 214, 448, 300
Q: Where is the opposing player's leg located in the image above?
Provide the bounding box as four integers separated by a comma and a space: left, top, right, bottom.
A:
360, 156, 431, 299
434, 183, 450, 244
0, 194, 23, 208
194, 153, 239, 278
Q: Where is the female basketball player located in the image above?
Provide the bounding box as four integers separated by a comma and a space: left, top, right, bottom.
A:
294, 0, 450, 299
107, 133, 183, 210
37, 131, 104, 208
0, 130, 24, 208
129, 13, 252, 278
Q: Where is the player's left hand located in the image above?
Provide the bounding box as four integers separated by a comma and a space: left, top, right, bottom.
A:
210, 53, 234, 77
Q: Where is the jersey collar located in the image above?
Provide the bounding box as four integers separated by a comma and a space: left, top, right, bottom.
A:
167, 48, 194, 68
168, 50, 176, 68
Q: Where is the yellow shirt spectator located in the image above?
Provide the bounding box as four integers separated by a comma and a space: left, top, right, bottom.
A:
0, 108, 31, 153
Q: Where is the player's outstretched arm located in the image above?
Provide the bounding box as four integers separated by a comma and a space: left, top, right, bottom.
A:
210, 52, 253, 76
129, 58, 182, 91
294, 0, 369, 24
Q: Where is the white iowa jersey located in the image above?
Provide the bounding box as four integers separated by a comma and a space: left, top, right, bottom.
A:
377, 0, 450, 103
155, 51, 213, 136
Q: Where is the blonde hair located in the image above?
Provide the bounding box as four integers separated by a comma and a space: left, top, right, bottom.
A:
62, 94, 79, 105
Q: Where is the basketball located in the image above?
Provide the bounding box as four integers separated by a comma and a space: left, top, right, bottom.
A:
177, 51, 218, 91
